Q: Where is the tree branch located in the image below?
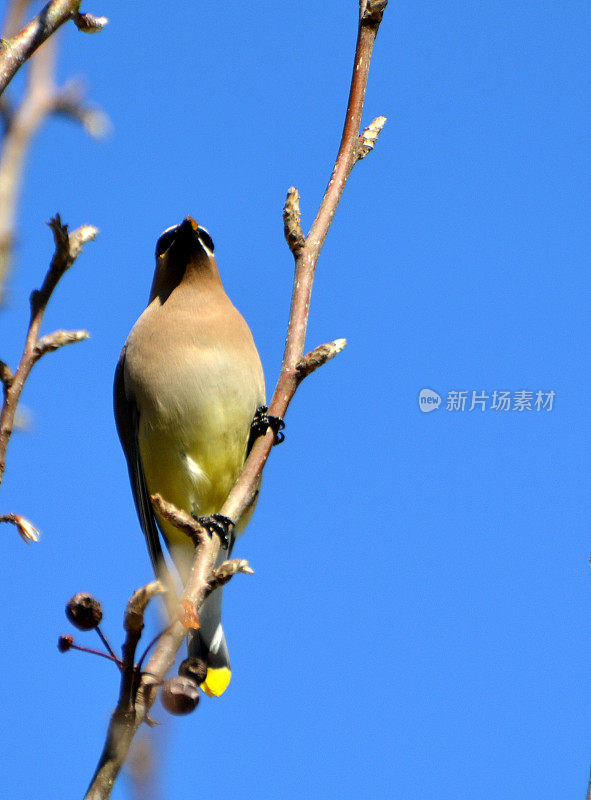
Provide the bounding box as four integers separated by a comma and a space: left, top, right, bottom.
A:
220, 2, 387, 524
84, 3, 388, 796
0, 214, 97, 487
85, 507, 220, 800
0, 28, 108, 295
0, 0, 108, 97
118, 581, 165, 713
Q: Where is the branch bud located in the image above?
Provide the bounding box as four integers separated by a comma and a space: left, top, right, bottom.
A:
34, 329, 89, 358
357, 116, 387, 160
360, 0, 388, 26
74, 13, 109, 33
0, 360, 13, 391
296, 338, 347, 380
0, 512, 40, 543
283, 187, 306, 254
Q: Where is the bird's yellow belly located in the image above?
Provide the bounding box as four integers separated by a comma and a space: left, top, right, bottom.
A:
138, 410, 248, 553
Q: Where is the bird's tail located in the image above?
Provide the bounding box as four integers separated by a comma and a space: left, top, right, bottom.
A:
187, 550, 232, 697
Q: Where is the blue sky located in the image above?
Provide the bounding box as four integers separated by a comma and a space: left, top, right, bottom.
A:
0, 1, 589, 798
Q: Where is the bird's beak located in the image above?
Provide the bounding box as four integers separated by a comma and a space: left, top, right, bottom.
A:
181, 216, 200, 234
171, 216, 202, 258
178, 216, 200, 242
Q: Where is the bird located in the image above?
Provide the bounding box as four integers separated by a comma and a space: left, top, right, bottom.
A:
114, 216, 266, 697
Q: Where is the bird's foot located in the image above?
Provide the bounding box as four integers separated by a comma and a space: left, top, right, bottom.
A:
196, 514, 235, 550
251, 406, 285, 445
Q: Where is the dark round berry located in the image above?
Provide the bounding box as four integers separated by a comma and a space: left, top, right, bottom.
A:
161, 676, 200, 715
57, 634, 74, 652
66, 593, 103, 630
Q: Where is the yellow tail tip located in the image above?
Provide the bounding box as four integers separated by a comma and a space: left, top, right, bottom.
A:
201, 666, 231, 697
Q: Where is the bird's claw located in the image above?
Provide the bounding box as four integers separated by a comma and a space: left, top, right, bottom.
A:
196, 514, 235, 550
251, 406, 285, 446
268, 415, 285, 444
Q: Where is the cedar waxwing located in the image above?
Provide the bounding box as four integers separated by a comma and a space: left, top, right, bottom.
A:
114, 216, 266, 697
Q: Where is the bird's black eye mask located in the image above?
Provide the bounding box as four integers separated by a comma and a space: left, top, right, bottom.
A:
155, 224, 215, 259
155, 226, 179, 257
197, 226, 214, 253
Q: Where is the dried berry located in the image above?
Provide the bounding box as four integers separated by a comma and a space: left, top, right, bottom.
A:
179, 657, 208, 685
161, 676, 200, 715
58, 634, 74, 652
66, 593, 103, 630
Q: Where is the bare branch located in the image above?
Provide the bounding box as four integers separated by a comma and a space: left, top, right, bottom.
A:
0, 35, 108, 293
51, 76, 110, 135
0, 37, 59, 292
0, 215, 97, 487
53, 89, 110, 137
85, 501, 220, 800
118, 580, 165, 714
220, 2, 388, 525
125, 581, 165, 636
150, 493, 208, 548
0, 511, 39, 543
0, 1, 108, 97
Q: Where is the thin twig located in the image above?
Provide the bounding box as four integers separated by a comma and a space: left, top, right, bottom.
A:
119, 581, 165, 712
136, 631, 166, 673
69, 643, 122, 665
52, 79, 110, 137
84, 4, 388, 797
0, 36, 57, 291
96, 627, 120, 664
0, 31, 108, 294
0, 215, 97, 486
0, 0, 108, 97
85, 531, 220, 800
151, 494, 208, 548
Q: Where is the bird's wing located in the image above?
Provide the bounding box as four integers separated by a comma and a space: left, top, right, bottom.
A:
114, 348, 165, 574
